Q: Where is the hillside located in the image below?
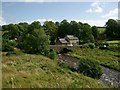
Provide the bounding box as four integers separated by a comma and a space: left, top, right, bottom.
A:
2, 53, 107, 88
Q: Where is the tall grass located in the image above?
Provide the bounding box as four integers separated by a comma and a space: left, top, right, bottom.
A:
2, 53, 107, 88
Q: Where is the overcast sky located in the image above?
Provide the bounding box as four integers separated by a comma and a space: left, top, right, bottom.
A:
0, 0, 119, 26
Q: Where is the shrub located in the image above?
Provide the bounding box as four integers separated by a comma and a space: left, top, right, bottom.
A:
2, 39, 17, 52
49, 50, 57, 60
2, 43, 14, 52
81, 44, 89, 48
6, 51, 22, 56
88, 43, 95, 49
9, 40, 17, 47
79, 58, 103, 79
81, 43, 95, 49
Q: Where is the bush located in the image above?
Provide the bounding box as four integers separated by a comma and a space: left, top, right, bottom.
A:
81, 43, 95, 49
6, 51, 22, 56
2, 43, 14, 52
88, 43, 95, 49
2, 39, 17, 52
9, 40, 17, 47
49, 50, 57, 60
79, 58, 103, 79
81, 44, 89, 48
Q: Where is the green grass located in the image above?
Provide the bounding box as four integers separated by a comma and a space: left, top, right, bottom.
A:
69, 48, 119, 71
97, 27, 106, 34
106, 40, 120, 44
2, 52, 107, 88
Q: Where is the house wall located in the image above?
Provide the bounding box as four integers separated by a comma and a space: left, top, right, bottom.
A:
56, 40, 68, 46
65, 36, 79, 46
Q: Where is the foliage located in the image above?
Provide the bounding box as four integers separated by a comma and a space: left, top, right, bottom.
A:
57, 20, 95, 43
22, 29, 50, 55
79, 58, 103, 79
80, 43, 95, 49
91, 26, 99, 40
80, 24, 94, 43
105, 19, 120, 40
2, 43, 14, 52
6, 51, 23, 56
69, 48, 119, 71
97, 27, 106, 34
2, 22, 50, 56
88, 43, 95, 49
43, 21, 58, 45
2, 39, 15, 52
49, 50, 57, 60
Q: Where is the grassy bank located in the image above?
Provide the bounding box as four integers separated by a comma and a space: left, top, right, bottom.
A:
2, 52, 107, 88
69, 48, 119, 71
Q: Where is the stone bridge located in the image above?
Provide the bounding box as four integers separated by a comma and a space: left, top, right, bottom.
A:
50, 45, 81, 53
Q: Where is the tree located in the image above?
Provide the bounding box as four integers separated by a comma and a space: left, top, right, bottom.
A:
91, 26, 99, 40
43, 21, 58, 45
7, 24, 20, 39
70, 20, 81, 35
2, 25, 9, 31
105, 19, 120, 40
81, 23, 94, 43
57, 19, 72, 38
27, 21, 41, 34
18, 22, 29, 30
22, 28, 50, 55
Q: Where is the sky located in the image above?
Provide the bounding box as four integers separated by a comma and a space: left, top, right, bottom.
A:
0, 0, 119, 26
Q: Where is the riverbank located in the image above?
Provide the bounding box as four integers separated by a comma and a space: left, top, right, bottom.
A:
58, 54, 120, 88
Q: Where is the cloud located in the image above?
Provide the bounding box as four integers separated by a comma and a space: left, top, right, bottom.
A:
0, 16, 6, 25
118, 8, 120, 19
19, 18, 56, 25
66, 19, 106, 26
86, 2, 103, 13
1, 18, 106, 26
80, 19, 106, 26
101, 8, 118, 19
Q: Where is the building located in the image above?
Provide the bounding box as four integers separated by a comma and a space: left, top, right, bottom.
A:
56, 38, 68, 46
56, 35, 79, 46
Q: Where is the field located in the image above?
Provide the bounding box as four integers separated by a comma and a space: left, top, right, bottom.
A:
106, 40, 120, 44
2, 52, 107, 88
69, 47, 119, 71
97, 27, 106, 34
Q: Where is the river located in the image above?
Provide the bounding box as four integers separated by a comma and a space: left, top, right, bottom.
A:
58, 54, 120, 88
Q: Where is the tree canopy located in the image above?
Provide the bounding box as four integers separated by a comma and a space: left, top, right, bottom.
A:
105, 19, 120, 40
2, 19, 119, 54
